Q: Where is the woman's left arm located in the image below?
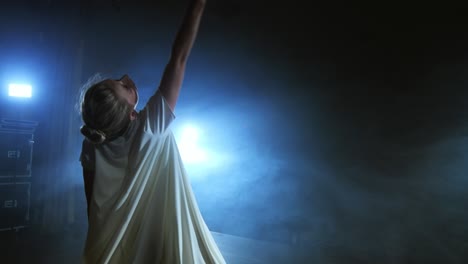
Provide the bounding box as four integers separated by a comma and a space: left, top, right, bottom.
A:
158, 0, 206, 111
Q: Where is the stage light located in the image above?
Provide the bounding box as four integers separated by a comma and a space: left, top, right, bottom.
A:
8, 84, 32, 98
178, 124, 207, 164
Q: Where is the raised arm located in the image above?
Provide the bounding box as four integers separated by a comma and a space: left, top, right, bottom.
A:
158, 0, 206, 111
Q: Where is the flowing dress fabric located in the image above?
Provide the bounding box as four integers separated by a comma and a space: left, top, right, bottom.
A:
80, 91, 226, 264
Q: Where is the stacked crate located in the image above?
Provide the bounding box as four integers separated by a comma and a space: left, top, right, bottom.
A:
0, 119, 38, 232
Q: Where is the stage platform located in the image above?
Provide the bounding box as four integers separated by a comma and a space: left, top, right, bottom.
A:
212, 232, 294, 264
1, 229, 304, 264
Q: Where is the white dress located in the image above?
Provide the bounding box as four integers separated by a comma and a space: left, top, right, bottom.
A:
80, 91, 226, 264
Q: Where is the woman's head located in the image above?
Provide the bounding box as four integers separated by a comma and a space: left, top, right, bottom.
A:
80, 74, 139, 144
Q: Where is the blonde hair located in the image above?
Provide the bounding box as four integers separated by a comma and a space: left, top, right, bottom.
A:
79, 76, 133, 144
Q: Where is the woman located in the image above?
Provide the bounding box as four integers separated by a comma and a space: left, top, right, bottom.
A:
79, 0, 226, 263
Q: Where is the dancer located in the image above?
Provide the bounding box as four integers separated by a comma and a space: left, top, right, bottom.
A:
79, 0, 226, 263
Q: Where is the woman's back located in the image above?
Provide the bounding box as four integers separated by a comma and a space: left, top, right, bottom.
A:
82, 91, 225, 263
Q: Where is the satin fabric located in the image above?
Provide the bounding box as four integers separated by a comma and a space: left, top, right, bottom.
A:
81, 91, 226, 264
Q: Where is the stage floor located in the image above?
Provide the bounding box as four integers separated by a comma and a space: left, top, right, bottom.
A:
1, 229, 299, 264
212, 232, 293, 264
2, 227, 462, 263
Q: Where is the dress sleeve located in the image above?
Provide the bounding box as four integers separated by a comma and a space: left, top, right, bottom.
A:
140, 90, 176, 135
80, 139, 95, 170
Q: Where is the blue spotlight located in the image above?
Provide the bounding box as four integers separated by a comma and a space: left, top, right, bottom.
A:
178, 124, 207, 164
8, 84, 32, 98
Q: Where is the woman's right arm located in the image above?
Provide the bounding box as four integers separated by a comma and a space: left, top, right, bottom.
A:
158, 0, 206, 111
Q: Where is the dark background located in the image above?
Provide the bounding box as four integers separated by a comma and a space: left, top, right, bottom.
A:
1, 0, 468, 263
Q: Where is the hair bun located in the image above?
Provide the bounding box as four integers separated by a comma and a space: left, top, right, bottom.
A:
80, 125, 106, 144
